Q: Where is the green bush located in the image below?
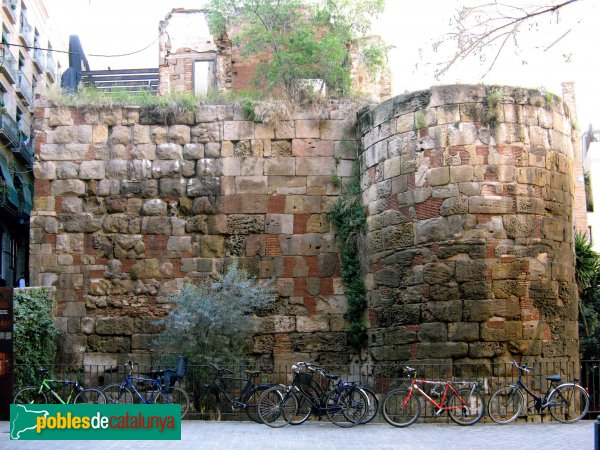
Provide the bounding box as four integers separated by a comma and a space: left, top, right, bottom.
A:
13, 288, 57, 386
153, 260, 277, 366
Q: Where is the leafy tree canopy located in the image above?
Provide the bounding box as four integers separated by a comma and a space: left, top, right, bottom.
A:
154, 260, 277, 366
206, 0, 386, 95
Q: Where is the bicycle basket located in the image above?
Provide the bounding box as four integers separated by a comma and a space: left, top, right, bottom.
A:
292, 362, 314, 388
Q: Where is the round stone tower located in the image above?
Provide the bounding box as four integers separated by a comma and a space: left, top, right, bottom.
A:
357, 85, 579, 365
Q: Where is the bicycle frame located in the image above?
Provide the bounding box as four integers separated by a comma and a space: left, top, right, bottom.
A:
117, 374, 165, 404
37, 379, 80, 404
203, 372, 254, 409
406, 378, 475, 414
508, 372, 561, 411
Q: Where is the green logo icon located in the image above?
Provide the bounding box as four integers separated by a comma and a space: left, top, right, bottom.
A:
10, 404, 181, 440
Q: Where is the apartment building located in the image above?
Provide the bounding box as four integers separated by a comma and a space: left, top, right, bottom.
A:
0, 0, 65, 286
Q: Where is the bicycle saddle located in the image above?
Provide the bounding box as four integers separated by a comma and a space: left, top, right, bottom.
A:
546, 375, 562, 382
245, 370, 260, 376
323, 373, 339, 380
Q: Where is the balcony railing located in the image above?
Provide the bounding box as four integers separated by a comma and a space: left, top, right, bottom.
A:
16, 71, 33, 105
33, 47, 45, 73
0, 52, 18, 84
19, 13, 33, 47
46, 52, 56, 81
0, 110, 19, 147
2, 0, 18, 24
16, 133, 34, 167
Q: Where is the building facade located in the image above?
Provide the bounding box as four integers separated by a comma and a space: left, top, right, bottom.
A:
0, 0, 65, 286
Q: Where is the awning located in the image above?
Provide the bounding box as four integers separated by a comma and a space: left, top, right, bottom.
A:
0, 159, 18, 207
16, 172, 32, 214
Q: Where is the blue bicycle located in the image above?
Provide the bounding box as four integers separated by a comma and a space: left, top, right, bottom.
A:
102, 358, 190, 418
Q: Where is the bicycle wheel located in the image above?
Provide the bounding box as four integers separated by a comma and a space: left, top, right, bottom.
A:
257, 385, 297, 428
102, 384, 134, 404
290, 392, 312, 425
488, 386, 523, 424
243, 385, 271, 423
74, 388, 107, 404
359, 387, 379, 424
13, 387, 47, 404
447, 387, 485, 426
155, 387, 190, 419
548, 384, 590, 423
381, 388, 420, 427
325, 386, 368, 428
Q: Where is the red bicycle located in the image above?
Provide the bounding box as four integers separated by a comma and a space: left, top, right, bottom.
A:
381, 366, 485, 427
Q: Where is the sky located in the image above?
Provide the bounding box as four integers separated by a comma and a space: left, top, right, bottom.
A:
45, 0, 600, 130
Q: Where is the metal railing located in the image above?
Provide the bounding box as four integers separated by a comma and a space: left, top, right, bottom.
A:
33, 47, 45, 73
81, 68, 159, 95
2, 0, 18, 24
16, 70, 33, 105
0, 52, 18, 84
19, 13, 33, 47
0, 110, 19, 147
46, 52, 56, 81
9, 359, 597, 421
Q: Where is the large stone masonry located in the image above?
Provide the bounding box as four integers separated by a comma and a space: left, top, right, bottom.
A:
358, 85, 579, 366
32, 101, 359, 367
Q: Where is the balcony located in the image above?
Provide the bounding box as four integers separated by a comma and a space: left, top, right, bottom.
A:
33, 47, 45, 73
0, 111, 19, 147
0, 53, 17, 84
16, 133, 34, 167
2, 0, 18, 24
16, 71, 33, 106
46, 52, 56, 82
19, 13, 33, 47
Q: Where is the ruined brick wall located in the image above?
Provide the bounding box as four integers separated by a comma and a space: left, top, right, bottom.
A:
32, 102, 359, 368
357, 85, 579, 365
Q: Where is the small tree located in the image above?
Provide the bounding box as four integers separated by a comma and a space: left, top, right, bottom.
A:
154, 260, 277, 366
206, 0, 386, 95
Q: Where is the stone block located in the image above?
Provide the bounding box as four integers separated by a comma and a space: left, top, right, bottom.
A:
183, 143, 204, 159
223, 121, 254, 140
417, 342, 468, 359
265, 214, 294, 234
422, 300, 462, 323
295, 120, 320, 138
156, 143, 182, 159
469, 196, 514, 214
320, 120, 350, 140
418, 322, 448, 342
254, 123, 275, 139
448, 322, 479, 342
295, 157, 336, 176
296, 316, 329, 332
235, 176, 268, 195
51, 179, 86, 196
292, 139, 334, 157
168, 125, 191, 144
40, 143, 88, 161
264, 158, 295, 176
427, 167, 449, 186
79, 161, 106, 180
275, 121, 295, 139
455, 260, 486, 282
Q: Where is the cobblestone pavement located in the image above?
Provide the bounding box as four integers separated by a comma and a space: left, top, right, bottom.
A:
1, 420, 594, 450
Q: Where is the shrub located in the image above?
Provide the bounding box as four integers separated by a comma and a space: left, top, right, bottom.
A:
13, 288, 57, 386
153, 260, 277, 366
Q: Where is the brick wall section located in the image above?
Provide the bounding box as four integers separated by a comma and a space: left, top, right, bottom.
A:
358, 85, 579, 366
32, 101, 358, 368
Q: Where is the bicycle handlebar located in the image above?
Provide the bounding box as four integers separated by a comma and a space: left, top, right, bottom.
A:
209, 362, 233, 375
512, 361, 531, 373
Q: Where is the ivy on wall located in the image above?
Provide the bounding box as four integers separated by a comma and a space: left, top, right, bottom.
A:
13, 288, 57, 386
328, 163, 368, 347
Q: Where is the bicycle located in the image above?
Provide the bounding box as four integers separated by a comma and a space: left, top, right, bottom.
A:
488, 361, 590, 424
193, 363, 274, 423
102, 358, 190, 419
257, 362, 368, 428
381, 366, 485, 427
13, 368, 106, 404
289, 363, 377, 425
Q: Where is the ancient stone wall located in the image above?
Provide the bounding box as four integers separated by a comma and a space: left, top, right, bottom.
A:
357, 85, 579, 365
31, 101, 359, 368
